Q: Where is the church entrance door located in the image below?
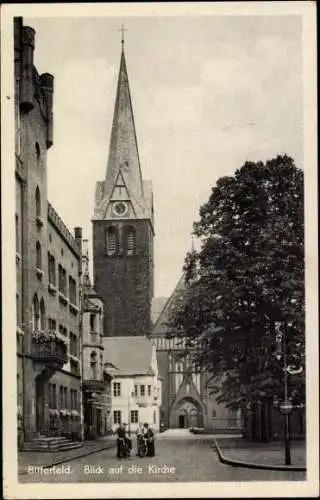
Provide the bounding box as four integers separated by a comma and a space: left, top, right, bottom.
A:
179, 415, 186, 428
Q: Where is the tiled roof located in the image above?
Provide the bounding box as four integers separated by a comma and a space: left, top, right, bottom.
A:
103, 336, 155, 376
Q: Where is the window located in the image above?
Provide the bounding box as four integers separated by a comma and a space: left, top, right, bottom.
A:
52, 384, 57, 408
106, 226, 117, 256
64, 387, 68, 408
59, 386, 63, 408
148, 385, 151, 397
90, 351, 97, 379
153, 410, 156, 425
134, 385, 138, 397
212, 409, 217, 418
32, 294, 40, 331
36, 241, 42, 269
90, 314, 96, 332
126, 227, 136, 256
70, 333, 78, 357
15, 214, 19, 253
140, 385, 145, 397
40, 299, 46, 331
48, 253, 56, 285
35, 142, 40, 160
131, 410, 139, 424
113, 382, 121, 397
58, 265, 67, 295
69, 276, 77, 305
59, 324, 67, 336
113, 410, 121, 425
35, 187, 41, 217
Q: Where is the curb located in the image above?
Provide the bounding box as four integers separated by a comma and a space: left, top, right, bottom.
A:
214, 438, 306, 472
19, 442, 117, 476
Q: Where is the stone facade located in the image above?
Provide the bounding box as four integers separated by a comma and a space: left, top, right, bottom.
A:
81, 240, 112, 438
15, 17, 82, 444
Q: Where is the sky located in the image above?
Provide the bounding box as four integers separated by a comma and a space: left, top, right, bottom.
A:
25, 14, 303, 299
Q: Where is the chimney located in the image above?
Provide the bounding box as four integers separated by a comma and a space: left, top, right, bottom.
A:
20, 26, 35, 113
40, 73, 54, 148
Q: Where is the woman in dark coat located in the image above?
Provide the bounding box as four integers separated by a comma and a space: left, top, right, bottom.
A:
143, 423, 155, 457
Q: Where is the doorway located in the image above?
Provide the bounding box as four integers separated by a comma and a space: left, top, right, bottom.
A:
179, 414, 186, 428
36, 380, 44, 434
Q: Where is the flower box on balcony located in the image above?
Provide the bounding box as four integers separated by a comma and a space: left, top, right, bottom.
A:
59, 292, 69, 306
36, 268, 44, 280
36, 216, 44, 228
32, 331, 68, 367
48, 283, 57, 295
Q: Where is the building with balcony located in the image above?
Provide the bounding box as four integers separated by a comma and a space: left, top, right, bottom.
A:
103, 336, 162, 433
15, 18, 83, 450
81, 241, 113, 439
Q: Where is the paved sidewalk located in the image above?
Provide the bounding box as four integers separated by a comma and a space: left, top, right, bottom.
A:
18, 436, 116, 475
216, 438, 306, 467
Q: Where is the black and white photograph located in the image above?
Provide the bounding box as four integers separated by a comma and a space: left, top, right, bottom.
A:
1, 2, 318, 499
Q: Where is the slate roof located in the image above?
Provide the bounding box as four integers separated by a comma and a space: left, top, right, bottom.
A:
152, 275, 186, 336
93, 47, 152, 223
103, 336, 155, 376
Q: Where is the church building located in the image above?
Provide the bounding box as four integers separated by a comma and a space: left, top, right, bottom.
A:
152, 275, 241, 432
92, 38, 154, 339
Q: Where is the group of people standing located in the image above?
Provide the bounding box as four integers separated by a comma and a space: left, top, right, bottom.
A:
116, 422, 155, 458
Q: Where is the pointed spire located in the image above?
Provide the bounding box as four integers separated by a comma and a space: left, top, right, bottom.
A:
93, 38, 153, 223
104, 45, 144, 205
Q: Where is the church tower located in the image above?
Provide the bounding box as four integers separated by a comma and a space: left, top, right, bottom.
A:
92, 38, 154, 337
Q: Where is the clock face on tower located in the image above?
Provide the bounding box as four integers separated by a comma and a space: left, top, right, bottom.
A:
112, 201, 129, 217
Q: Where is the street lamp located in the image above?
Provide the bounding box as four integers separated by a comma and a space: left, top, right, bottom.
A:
275, 323, 292, 466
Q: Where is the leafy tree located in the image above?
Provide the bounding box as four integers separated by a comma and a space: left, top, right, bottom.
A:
168, 155, 305, 409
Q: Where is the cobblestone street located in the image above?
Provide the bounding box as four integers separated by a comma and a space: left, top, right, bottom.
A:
19, 434, 306, 483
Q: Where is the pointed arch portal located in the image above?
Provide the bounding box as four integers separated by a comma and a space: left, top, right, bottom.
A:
171, 396, 204, 429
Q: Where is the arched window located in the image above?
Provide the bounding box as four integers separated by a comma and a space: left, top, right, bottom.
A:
32, 294, 40, 331
35, 186, 41, 217
126, 226, 136, 256
40, 298, 46, 331
105, 226, 117, 256
90, 351, 97, 379
36, 241, 42, 269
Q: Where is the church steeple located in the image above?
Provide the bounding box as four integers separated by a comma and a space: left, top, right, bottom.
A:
93, 43, 152, 224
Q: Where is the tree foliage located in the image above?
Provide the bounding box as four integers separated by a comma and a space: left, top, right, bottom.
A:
168, 155, 305, 409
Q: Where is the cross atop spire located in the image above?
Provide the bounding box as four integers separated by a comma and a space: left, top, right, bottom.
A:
118, 23, 128, 50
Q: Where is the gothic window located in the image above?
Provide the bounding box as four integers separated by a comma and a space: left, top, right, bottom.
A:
32, 294, 40, 331
126, 226, 136, 256
35, 186, 41, 217
36, 241, 42, 269
48, 253, 55, 285
105, 226, 118, 256
40, 298, 46, 331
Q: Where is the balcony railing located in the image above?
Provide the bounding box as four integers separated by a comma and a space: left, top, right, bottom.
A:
82, 379, 106, 392
31, 332, 68, 368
